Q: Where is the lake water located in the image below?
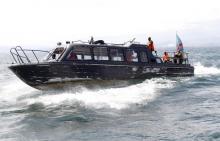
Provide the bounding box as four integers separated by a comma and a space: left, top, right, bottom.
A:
0, 47, 220, 141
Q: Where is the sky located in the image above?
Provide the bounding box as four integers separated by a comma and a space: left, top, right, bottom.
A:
0, 0, 220, 50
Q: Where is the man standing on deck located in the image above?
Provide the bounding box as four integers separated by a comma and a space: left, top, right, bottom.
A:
147, 37, 157, 55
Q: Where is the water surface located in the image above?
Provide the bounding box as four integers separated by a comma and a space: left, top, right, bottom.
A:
0, 47, 220, 141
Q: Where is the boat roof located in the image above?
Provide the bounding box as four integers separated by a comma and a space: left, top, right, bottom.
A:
67, 43, 147, 49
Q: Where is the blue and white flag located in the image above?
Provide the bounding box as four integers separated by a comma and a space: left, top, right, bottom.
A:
176, 34, 184, 52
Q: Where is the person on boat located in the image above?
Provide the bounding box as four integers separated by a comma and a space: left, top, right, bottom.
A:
147, 37, 157, 55
162, 52, 170, 63
67, 51, 77, 60
89, 36, 94, 44
52, 53, 56, 59
174, 51, 183, 64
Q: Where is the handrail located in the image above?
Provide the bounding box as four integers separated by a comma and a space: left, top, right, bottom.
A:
16, 46, 31, 63
159, 51, 190, 64
71, 39, 138, 46
72, 40, 89, 44
10, 48, 18, 63
10, 46, 50, 64
32, 50, 39, 63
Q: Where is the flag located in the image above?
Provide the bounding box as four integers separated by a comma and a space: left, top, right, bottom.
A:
176, 34, 184, 52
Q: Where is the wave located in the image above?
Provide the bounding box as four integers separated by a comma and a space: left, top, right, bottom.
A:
194, 62, 220, 75
4, 62, 220, 110
23, 78, 174, 110
0, 79, 37, 104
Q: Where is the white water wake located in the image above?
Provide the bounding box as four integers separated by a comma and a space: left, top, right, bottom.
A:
2, 62, 220, 110
21, 63, 220, 110
24, 78, 174, 110
194, 62, 220, 75
0, 79, 37, 103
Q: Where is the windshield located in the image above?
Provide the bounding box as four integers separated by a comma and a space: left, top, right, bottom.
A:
43, 47, 65, 62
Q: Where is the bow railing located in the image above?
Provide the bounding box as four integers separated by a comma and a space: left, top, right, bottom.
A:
10, 46, 50, 64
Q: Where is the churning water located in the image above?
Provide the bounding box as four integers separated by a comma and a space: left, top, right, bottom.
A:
1, 47, 220, 141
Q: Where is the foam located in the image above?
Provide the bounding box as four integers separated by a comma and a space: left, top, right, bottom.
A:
194, 62, 220, 75
24, 78, 174, 110
0, 79, 37, 103
4, 62, 220, 109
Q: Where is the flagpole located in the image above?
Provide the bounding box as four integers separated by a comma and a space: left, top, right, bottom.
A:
176, 31, 178, 43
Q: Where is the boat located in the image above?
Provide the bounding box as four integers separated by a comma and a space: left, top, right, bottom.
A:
9, 38, 194, 90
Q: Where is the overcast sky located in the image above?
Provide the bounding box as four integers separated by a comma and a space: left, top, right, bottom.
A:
0, 0, 220, 50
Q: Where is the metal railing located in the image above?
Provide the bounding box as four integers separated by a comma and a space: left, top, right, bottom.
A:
71, 38, 138, 46
10, 46, 50, 64
163, 51, 190, 64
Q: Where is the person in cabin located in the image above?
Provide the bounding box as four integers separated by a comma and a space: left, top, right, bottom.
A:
162, 52, 170, 63
147, 37, 157, 55
52, 53, 56, 59
67, 51, 77, 60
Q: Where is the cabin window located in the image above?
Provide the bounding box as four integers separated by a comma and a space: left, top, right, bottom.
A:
110, 49, 124, 61
93, 47, 109, 60
67, 46, 92, 61
140, 51, 148, 63
126, 49, 138, 62
156, 57, 162, 63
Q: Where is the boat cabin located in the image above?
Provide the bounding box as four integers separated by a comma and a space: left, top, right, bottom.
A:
10, 42, 190, 66
51, 43, 190, 65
